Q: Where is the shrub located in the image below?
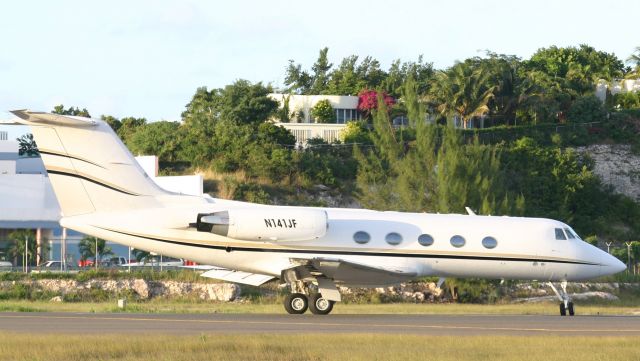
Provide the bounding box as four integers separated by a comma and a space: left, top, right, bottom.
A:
311, 100, 336, 123
567, 95, 606, 123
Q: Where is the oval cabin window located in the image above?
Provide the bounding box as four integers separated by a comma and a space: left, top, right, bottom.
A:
353, 231, 371, 244
482, 236, 498, 249
418, 234, 434, 246
450, 235, 466, 248
385, 232, 403, 245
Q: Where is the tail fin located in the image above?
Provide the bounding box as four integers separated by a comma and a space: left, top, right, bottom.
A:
11, 110, 169, 216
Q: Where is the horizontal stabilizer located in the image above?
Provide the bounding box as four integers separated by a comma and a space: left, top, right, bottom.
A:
10, 109, 97, 127
200, 268, 274, 286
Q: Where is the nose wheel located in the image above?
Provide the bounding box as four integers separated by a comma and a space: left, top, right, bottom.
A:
548, 281, 575, 316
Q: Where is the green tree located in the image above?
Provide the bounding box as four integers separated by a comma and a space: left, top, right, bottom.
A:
355, 75, 519, 215
52, 105, 91, 117
340, 121, 371, 144
78, 236, 113, 264
310, 47, 333, 94
16, 133, 39, 156
101, 115, 122, 133
311, 99, 336, 123
382, 56, 434, 98
524, 45, 625, 97
612, 92, 640, 109
128, 121, 182, 162
132, 249, 150, 262
626, 46, 640, 79
430, 61, 495, 129
325, 55, 387, 95
566, 95, 607, 123
6, 230, 46, 266
117, 117, 147, 145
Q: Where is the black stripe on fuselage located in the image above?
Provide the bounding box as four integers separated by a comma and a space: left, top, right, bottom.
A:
47, 170, 140, 196
39, 150, 106, 169
97, 227, 600, 266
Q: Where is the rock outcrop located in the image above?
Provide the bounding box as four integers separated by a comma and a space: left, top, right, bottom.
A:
576, 144, 640, 201
0, 279, 240, 302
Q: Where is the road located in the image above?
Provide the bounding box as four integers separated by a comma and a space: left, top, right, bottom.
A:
1, 312, 639, 336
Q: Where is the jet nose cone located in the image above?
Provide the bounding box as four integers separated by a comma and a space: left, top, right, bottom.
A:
601, 253, 626, 276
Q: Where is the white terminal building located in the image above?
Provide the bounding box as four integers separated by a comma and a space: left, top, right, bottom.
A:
0, 128, 203, 266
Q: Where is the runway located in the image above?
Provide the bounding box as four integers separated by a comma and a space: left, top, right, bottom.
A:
1, 312, 639, 336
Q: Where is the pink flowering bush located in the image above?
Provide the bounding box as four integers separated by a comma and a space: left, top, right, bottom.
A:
357, 90, 395, 118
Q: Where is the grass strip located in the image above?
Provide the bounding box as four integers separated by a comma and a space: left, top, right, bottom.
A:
0, 300, 639, 315
0, 333, 637, 361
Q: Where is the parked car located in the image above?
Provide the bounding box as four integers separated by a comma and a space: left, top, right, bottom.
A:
41, 260, 63, 268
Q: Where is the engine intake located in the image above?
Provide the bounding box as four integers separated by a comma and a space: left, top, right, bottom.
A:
196, 208, 328, 242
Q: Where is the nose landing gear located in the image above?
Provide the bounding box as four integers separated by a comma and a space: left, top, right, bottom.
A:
548, 281, 574, 316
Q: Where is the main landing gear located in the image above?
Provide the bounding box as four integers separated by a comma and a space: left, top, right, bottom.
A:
548, 281, 574, 316
283, 291, 335, 315
282, 273, 337, 315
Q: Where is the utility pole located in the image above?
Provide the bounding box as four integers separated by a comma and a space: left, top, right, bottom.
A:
61, 228, 67, 272
626, 242, 633, 274
95, 237, 98, 270
606, 242, 613, 254
24, 236, 28, 273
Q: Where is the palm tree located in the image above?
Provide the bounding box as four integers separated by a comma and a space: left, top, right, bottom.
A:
6, 230, 48, 266
431, 61, 495, 129
78, 236, 113, 265
626, 46, 640, 79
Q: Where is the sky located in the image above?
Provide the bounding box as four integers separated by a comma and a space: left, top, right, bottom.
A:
1, 0, 639, 138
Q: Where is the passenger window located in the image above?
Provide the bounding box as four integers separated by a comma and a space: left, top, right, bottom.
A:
385, 232, 402, 245
555, 228, 567, 240
482, 236, 498, 249
353, 231, 371, 244
564, 228, 576, 239
418, 234, 434, 247
450, 235, 466, 248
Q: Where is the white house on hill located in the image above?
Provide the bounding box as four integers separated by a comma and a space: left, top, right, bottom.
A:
269, 94, 362, 144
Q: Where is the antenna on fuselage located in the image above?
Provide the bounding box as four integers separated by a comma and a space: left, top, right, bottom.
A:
465, 207, 476, 216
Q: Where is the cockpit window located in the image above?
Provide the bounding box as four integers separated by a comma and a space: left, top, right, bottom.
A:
564, 228, 577, 239
555, 228, 567, 240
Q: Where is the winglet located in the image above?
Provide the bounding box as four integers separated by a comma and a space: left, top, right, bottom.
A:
9, 109, 97, 127
465, 207, 476, 216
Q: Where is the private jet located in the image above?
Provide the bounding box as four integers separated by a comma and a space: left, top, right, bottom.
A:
10, 110, 626, 315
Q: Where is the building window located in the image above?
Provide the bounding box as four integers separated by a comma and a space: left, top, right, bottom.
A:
385, 232, 402, 245
353, 231, 371, 244
336, 109, 345, 124
418, 234, 434, 247
482, 236, 498, 249
335, 108, 359, 124
450, 235, 465, 248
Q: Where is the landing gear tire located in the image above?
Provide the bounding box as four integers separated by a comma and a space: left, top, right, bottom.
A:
308, 293, 334, 315
559, 303, 566, 316
284, 293, 308, 314
568, 302, 575, 316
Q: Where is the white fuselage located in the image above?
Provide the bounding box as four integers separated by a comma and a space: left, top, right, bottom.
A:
61, 197, 623, 286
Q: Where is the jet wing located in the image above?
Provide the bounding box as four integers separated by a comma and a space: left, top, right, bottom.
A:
200, 268, 275, 286
291, 257, 416, 287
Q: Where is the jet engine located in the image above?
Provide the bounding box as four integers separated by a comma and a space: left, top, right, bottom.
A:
195, 208, 328, 242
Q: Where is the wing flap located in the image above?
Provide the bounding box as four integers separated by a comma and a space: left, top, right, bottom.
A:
200, 268, 274, 286
291, 257, 416, 287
